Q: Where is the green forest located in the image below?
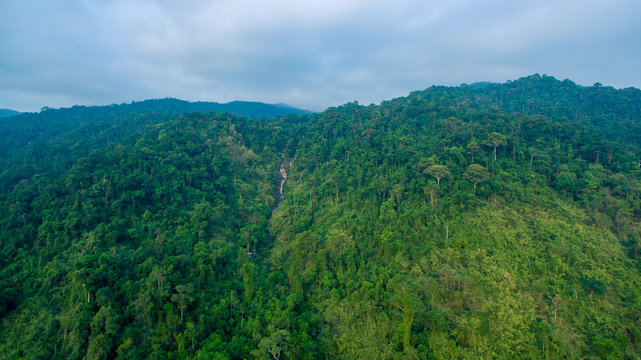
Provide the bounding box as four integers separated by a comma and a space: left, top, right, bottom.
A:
1, 74, 641, 359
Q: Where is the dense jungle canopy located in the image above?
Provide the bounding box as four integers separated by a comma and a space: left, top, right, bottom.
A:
1, 74, 641, 359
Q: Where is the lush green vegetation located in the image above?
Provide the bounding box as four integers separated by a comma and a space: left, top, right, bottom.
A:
1, 75, 640, 359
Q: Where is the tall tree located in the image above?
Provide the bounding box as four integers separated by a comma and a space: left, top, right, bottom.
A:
442, 117, 463, 142
484, 132, 507, 161
424, 164, 451, 187
467, 140, 481, 162
463, 164, 490, 189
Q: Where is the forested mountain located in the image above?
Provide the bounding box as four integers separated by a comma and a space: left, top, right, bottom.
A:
1, 75, 641, 359
100, 98, 313, 118
429, 74, 641, 146
0, 109, 20, 118
0, 99, 310, 193
0, 97, 308, 166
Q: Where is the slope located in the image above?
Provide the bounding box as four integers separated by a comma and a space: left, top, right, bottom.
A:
0, 98, 310, 193
415, 74, 641, 146
0, 76, 640, 359
0, 111, 299, 358
0, 109, 21, 118
266, 91, 641, 358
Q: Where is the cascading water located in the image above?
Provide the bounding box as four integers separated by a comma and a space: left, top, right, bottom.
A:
272, 162, 287, 212
279, 165, 287, 197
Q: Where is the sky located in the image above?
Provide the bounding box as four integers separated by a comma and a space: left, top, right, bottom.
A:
1, 0, 640, 112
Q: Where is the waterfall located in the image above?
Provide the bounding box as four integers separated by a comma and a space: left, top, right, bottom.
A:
272, 162, 287, 212
279, 164, 287, 197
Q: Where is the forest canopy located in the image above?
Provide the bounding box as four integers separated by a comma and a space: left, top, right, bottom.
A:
1, 75, 641, 359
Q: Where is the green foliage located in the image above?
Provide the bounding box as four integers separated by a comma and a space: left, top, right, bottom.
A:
1, 75, 641, 358
424, 164, 451, 187
463, 164, 491, 189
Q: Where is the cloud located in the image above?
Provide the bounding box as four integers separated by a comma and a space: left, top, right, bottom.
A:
1, 0, 640, 112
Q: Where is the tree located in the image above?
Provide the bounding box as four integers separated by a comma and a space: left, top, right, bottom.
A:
171, 284, 194, 322
467, 140, 481, 162
424, 165, 451, 187
442, 117, 463, 142
484, 132, 507, 161
554, 165, 576, 197
463, 164, 490, 189
253, 330, 290, 360
417, 156, 437, 172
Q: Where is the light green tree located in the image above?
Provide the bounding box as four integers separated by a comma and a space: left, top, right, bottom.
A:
467, 140, 481, 162
424, 164, 451, 187
484, 132, 507, 161
171, 284, 194, 322
463, 164, 490, 189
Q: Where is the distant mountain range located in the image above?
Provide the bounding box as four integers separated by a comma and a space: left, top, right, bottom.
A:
32, 98, 313, 119
0, 109, 20, 118
1, 99, 312, 120
110, 98, 314, 118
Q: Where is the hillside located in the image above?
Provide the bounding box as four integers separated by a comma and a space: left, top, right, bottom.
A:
0, 99, 311, 192
1, 75, 640, 359
422, 74, 641, 146
0, 109, 20, 118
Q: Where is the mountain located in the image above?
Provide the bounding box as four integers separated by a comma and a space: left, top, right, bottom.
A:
0, 98, 309, 167
109, 98, 313, 118
0, 109, 20, 118
450, 74, 641, 146
208, 100, 314, 117
0, 98, 311, 191
1, 75, 640, 359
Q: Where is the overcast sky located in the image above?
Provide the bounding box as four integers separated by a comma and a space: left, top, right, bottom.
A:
1, 0, 640, 112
